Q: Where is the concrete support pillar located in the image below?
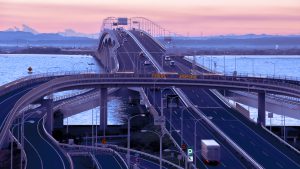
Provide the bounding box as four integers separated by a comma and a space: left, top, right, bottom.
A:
100, 88, 108, 133
43, 98, 54, 134
257, 92, 266, 126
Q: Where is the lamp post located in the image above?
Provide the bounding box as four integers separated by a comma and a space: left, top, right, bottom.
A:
160, 87, 171, 117
180, 107, 189, 146
125, 114, 145, 167
141, 129, 167, 169
168, 96, 179, 132
193, 119, 202, 168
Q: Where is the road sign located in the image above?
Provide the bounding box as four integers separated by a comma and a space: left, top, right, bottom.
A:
154, 116, 165, 126
188, 156, 194, 162
187, 148, 193, 162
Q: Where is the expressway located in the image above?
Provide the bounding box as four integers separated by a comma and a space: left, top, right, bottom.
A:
145, 88, 247, 169
128, 29, 300, 168
1, 26, 300, 169
11, 114, 71, 169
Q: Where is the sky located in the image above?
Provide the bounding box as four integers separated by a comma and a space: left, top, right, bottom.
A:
1, 0, 300, 36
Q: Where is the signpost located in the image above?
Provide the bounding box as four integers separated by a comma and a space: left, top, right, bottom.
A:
187, 148, 194, 162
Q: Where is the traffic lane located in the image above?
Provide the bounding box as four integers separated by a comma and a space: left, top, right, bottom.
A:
0, 84, 41, 132
22, 117, 69, 169
182, 88, 300, 168
131, 30, 300, 167
145, 89, 246, 169
120, 153, 170, 169
95, 153, 124, 169
72, 155, 95, 169
12, 120, 43, 169
166, 108, 246, 169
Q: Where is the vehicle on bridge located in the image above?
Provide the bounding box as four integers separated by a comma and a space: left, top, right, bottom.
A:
201, 139, 220, 165
144, 60, 151, 65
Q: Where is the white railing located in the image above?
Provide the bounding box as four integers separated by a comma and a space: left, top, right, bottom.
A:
174, 88, 264, 169
102, 144, 183, 169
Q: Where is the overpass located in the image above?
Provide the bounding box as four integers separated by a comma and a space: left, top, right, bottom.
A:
1, 17, 300, 169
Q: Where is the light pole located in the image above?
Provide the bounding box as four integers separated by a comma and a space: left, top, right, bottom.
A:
168, 96, 179, 132
125, 114, 145, 167
180, 107, 189, 146
160, 87, 171, 117
141, 129, 167, 169
193, 119, 202, 168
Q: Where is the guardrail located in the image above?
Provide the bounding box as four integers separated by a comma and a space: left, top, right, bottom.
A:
60, 143, 129, 169
101, 144, 183, 169
183, 57, 300, 83
125, 30, 163, 72
174, 88, 264, 169
2, 72, 300, 148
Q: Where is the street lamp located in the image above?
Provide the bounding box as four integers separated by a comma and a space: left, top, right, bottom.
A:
180, 107, 190, 146
167, 96, 179, 132
141, 129, 167, 169
125, 114, 145, 167
193, 119, 202, 167
160, 87, 171, 117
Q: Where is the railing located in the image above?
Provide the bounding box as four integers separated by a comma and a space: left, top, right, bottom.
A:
101, 144, 183, 169
2, 72, 300, 148
174, 88, 264, 169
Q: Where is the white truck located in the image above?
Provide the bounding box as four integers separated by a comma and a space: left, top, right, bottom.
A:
201, 139, 220, 164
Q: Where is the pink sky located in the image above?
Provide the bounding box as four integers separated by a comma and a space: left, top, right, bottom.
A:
1, 0, 300, 36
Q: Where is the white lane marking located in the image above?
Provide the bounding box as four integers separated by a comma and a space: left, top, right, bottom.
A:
0, 88, 31, 129
169, 114, 243, 169
113, 155, 123, 169
186, 124, 191, 129
221, 162, 226, 167
202, 89, 300, 167
89, 153, 102, 169
24, 137, 44, 169
36, 118, 66, 169
239, 132, 245, 137
262, 151, 269, 157
276, 162, 284, 168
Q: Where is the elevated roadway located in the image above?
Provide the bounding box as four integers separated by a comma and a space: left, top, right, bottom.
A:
128, 30, 300, 168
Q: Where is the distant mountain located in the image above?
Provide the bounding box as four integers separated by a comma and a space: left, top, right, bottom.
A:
58, 29, 99, 39
5, 24, 38, 34
0, 31, 97, 48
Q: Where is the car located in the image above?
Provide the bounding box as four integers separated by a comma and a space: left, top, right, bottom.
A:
139, 52, 145, 57
165, 56, 171, 61
144, 60, 151, 65
170, 60, 175, 66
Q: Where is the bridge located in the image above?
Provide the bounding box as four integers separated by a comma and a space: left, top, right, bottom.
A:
0, 17, 300, 169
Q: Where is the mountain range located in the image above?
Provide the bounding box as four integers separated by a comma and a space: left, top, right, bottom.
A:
1, 24, 300, 49
4, 24, 99, 39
